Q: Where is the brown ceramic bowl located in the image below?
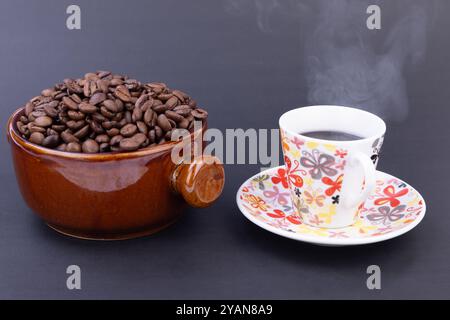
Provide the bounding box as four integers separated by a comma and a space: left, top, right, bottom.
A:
7, 108, 224, 240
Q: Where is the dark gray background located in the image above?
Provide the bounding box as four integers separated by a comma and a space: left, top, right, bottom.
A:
0, 0, 448, 299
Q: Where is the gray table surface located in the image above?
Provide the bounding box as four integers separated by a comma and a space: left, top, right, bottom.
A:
0, 0, 449, 299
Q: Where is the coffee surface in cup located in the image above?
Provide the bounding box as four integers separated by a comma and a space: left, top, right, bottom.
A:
300, 130, 363, 141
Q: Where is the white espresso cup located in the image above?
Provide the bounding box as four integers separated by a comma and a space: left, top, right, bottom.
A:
279, 105, 386, 228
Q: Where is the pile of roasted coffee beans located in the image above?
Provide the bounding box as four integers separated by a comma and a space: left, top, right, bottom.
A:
15, 71, 207, 153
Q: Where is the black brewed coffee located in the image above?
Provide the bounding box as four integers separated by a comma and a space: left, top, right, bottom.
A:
300, 131, 363, 141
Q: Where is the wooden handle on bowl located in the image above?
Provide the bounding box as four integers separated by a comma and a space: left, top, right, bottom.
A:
171, 155, 225, 208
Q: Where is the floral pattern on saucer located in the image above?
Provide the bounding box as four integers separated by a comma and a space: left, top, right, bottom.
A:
237, 167, 425, 245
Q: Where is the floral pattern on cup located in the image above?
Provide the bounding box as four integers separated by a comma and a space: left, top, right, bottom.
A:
280, 128, 386, 227
238, 167, 424, 239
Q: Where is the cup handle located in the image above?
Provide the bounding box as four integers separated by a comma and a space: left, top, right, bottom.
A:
171, 155, 225, 208
343, 151, 376, 209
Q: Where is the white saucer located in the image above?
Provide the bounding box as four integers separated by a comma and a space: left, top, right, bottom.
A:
236, 167, 426, 246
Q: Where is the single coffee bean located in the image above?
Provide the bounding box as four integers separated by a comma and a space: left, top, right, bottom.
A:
101, 121, 117, 130
141, 100, 153, 112
165, 96, 179, 110
62, 96, 79, 110
55, 92, 67, 101
71, 94, 82, 104
158, 93, 173, 101
83, 80, 96, 97
48, 100, 59, 108
34, 116, 53, 127
89, 120, 104, 134
143, 109, 155, 125
165, 110, 184, 122
35, 96, 53, 106
132, 106, 143, 122
191, 108, 208, 119
68, 110, 85, 121
74, 125, 90, 139
65, 80, 83, 94
66, 120, 86, 131
107, 128, 120, 137
120, 123, 138, 137
152, 99, 163, 107
152, 104, 169, 113
42, 134, 59, 148
114, 85, 131, 102
110, 78, 123, 86
172, 90, 187, 102
110, 134, 124, 146
174, 104, 192, 111
61, 131, 79, 143
29, 125, 46, 133
136, 121, 148, 135
135, 94, 150, 109
119, 138, 140, 151
100, 106, 115, 119
103, 99, 119, 113
155, 126, 163, 139
95, 134, 110, 144
43, 105, 58, 118
146, 82, 166, 92
79, 102, 98, 114
157, 114, 172, 132
31, 111, 47, 119
29, 132, 45, 145
92, 112, 106, 123
174, 105, 192, 116
51, 124, 66, 132
115, 99, 124, 112
89, 92, 107, 105
82, 139, 99, 153
42, 103, 60, 115
66, 142, 81, 152
97, 79, 110, 93
132, 133, 147, 145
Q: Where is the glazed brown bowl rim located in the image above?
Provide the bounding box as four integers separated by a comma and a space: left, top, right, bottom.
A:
7, 107, 205, 160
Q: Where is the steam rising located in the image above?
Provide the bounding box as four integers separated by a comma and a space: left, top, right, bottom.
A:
225, 0, 432, 121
